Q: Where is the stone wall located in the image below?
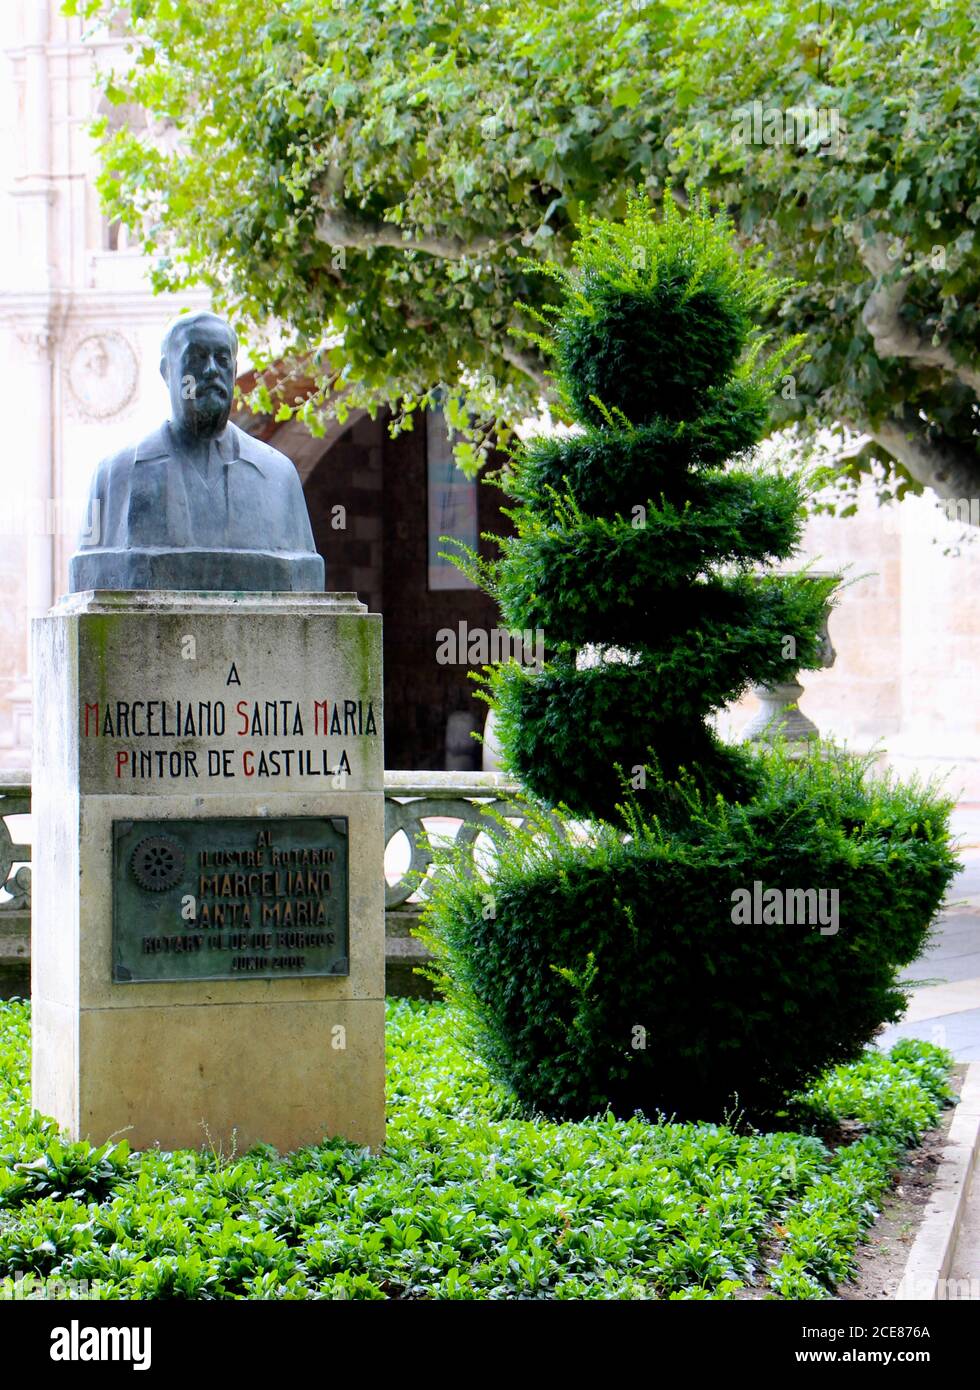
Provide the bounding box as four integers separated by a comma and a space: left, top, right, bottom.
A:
721, 484, 980, 799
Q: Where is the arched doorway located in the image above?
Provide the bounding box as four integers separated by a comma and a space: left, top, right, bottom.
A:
235, 387, 514, 770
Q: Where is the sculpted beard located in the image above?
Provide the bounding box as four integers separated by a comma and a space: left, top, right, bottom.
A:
189, 380, 229, 433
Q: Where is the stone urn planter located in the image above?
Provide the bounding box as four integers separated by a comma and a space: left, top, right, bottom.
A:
741, 571, 839, 751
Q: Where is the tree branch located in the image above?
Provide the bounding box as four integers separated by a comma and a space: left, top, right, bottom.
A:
857, 233, 980, 395
864, 405, 980, 502
499, 340, 550, 393
315, 200, 498, 260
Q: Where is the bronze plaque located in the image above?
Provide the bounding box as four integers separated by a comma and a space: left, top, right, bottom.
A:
112, 816, 349, 983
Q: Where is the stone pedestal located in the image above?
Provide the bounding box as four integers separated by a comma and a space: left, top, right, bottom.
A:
742, 677, 820, 748
31, 590, 385, 1153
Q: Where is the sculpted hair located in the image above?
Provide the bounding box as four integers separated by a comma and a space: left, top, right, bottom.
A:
160, 313, 238, 372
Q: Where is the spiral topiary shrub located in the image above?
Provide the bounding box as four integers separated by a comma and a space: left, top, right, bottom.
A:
461, 195, 836, 823
424, 196, 958, 1122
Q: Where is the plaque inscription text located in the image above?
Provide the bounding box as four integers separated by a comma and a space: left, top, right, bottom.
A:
112, 817, 350, 983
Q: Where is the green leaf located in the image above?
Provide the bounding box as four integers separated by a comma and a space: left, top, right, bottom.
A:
611, 83, 641, 109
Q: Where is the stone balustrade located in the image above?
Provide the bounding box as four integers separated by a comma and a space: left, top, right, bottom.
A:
0, 769, 521, 1000
0, 772, 30, 997
2, 684, 834, 998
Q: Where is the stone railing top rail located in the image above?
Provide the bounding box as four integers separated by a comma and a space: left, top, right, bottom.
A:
1, 768, 521, 802
384, 772, 530, 909
384, 770, 520, 799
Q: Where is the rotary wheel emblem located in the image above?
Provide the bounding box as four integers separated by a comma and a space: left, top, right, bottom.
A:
131, 835, 185, 892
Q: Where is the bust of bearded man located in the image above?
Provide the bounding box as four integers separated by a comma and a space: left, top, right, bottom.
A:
69, 311, 325, 593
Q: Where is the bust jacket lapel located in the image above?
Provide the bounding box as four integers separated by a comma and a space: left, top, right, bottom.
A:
128, 423, 189, 548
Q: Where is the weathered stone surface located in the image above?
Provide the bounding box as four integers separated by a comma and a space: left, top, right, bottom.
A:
30, 789, 385, 1014
43, 590, 382, 797
32, 591, 385, 1151
33, 995, 385, 1152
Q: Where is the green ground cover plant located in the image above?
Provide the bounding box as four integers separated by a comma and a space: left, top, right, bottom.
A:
0, 999, 955, 1301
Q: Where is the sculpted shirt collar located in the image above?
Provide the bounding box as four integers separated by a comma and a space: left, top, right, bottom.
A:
133, 420, 269, 477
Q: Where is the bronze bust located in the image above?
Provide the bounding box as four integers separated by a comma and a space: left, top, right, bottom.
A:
69, 312, 325, 592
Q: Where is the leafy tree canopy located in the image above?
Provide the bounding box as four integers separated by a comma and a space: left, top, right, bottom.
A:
66, 0, 978, 498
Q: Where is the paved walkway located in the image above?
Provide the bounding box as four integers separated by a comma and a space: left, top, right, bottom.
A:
878, 806, 980, 1061
878, 808, 980, 1297
947, 1164, 979, 1296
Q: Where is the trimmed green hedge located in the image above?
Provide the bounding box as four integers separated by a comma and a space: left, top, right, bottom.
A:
430, 197, 955, 1125
420, 749, 958, 1120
